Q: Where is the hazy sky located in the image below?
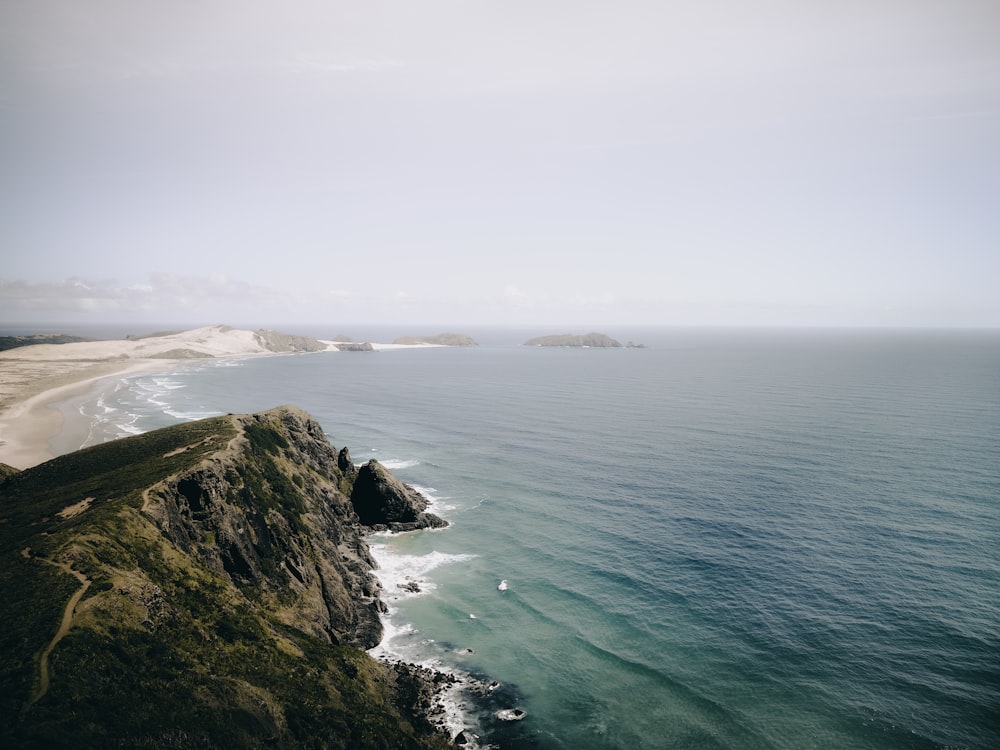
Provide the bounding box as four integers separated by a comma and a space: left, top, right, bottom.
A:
2, 1, 998, 329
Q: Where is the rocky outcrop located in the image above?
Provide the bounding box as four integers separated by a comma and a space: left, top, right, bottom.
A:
385, 661, 459, 737
334, 341, 375, 351
143, 407, 386, 648
351, 460, 448, 532
338, 446, 358, 477
253, 329, 328, 352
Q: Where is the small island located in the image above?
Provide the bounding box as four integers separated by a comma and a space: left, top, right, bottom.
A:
391, 333, 478, 347
524, 332, 622, 348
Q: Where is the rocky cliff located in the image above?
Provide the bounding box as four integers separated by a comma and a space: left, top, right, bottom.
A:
0, 407, 452, 748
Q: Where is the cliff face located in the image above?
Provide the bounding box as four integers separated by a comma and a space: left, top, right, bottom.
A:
144, 408, 386, 648
0, 406, 451, 749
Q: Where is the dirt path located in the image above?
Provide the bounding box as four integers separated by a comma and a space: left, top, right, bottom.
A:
27, 558, 91, 708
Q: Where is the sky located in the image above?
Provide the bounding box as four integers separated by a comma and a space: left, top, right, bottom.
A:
1, 0, 999, 330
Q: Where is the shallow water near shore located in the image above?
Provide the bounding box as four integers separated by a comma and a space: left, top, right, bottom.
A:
67, 328, 999, 748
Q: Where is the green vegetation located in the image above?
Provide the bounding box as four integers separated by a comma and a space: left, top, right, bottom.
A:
0, 334, 95, 351
0, 411, 451, 749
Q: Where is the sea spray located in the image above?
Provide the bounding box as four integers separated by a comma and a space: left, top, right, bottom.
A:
364, 485, 535, 749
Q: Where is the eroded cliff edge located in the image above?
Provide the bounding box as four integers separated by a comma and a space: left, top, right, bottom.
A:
0, 406, 452, 748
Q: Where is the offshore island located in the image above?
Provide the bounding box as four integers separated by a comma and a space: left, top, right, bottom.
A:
0, 326, 486, 748
524, 332, 645, 348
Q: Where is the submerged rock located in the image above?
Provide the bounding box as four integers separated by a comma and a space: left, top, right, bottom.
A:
496, 708, 527, 721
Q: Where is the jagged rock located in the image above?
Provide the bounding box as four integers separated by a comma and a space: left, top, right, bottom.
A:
338, 446, 357, 477
144, 407, 384, 648
350, 460, 448, 532
385, 661, 454, 738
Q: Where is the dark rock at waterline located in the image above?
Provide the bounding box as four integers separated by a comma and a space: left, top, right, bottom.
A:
376, 660, 458, 739
350, 459, 448, 532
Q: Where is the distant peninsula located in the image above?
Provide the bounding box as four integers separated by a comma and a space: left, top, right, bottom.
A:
391, 333, 478, 347
525, 332, 622, 348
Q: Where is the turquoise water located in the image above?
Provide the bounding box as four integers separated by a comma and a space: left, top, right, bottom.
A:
72, 329, 1000, 748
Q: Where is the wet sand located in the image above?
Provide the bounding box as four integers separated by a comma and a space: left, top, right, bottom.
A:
0, 358, 177, 469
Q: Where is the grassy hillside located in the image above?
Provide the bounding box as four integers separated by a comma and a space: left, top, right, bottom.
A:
0, 410, 451, 749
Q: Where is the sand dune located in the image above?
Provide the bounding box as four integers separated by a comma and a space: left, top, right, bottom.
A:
0, 325, 336, 469
1, 324, 332, 363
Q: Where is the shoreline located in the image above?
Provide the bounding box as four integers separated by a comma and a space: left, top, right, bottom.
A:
365, 491, 527, 748
0, 358, 187, 470
0, 326, 454, 471
0, 333, 497, 745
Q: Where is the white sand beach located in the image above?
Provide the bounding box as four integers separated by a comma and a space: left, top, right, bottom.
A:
0, 325, 339, 469
0, 325, 448, 469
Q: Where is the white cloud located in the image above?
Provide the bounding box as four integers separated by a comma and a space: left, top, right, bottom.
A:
0, 274, 290, 319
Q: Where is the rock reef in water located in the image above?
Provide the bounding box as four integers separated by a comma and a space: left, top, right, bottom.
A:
0, 406, 453, 748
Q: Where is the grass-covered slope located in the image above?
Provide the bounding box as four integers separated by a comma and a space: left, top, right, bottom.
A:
0, 407, 451, 749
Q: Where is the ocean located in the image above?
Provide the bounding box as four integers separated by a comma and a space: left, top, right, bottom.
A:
60, 328, 999, 748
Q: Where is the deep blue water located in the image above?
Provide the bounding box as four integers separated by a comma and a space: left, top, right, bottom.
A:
68, 329, 999, 748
